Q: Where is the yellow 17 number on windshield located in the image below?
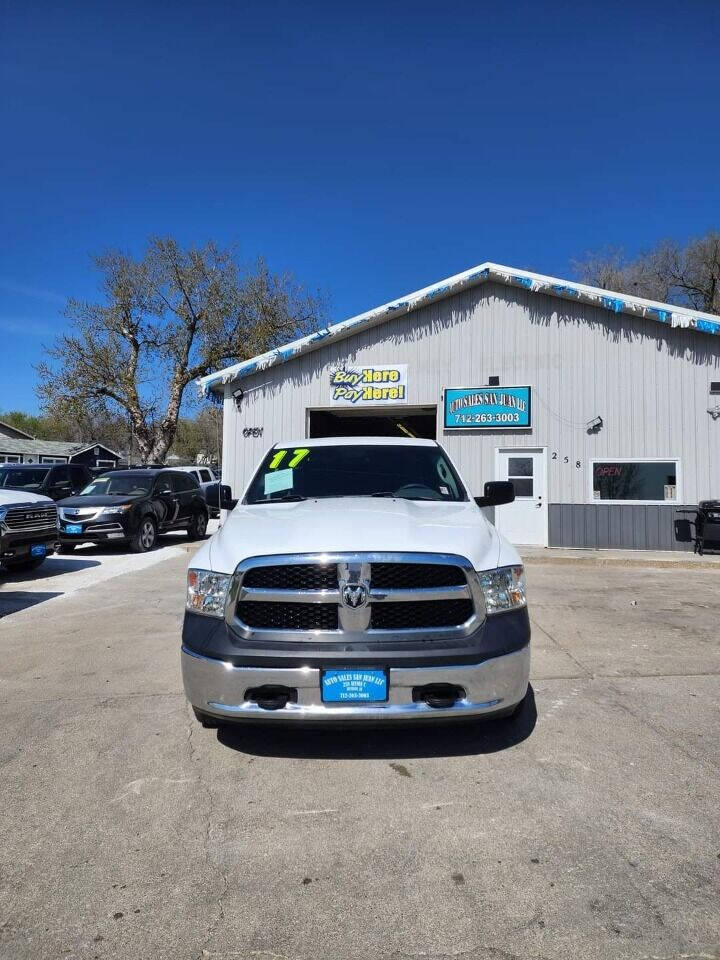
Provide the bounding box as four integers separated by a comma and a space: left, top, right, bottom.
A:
268, 448, 310, 470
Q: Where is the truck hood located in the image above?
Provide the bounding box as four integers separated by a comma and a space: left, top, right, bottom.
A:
203, 497, 512, 573
0, 489, 54, 506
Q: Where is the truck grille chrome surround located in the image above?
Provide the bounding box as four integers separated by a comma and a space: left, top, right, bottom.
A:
2, 504, 58, 533
226, 552, 486, 643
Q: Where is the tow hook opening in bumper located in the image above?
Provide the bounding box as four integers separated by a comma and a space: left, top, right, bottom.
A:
412, 683, 466, 709
245, 685, 299, 711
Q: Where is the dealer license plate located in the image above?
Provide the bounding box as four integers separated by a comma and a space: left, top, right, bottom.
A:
65, 524, 83, 534
30, 544, 46, 557
321, 669, 388, 703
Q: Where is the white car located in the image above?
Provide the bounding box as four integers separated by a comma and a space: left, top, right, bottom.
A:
0, 489, 59, 572
173, 466, 221, 517
181, 437, 530, 726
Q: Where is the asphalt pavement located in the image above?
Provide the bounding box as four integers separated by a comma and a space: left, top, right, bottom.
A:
0, 544, 718, 960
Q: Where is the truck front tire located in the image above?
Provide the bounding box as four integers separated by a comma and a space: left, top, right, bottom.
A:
193, 707, 220, 729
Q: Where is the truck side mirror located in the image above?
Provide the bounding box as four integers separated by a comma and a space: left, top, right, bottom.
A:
219, 484, 237, 511
474, 481, 515, 508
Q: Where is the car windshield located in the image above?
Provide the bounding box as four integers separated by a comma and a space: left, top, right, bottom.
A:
245, 444, 466, 503
79, 474, 153, 497
0, 467, 50, 488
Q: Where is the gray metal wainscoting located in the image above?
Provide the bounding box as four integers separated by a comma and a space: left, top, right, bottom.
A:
548, 504, 695, 552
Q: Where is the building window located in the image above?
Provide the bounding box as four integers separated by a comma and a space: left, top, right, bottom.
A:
96, 459, 115, 467
507, 456, 534, 498
0, 454, 21, 463
591, 460, 679, 503
40, 456, 68, 464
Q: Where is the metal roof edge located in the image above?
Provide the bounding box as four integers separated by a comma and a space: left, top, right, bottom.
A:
69, 442, 122, 459
197, 261, 720, 396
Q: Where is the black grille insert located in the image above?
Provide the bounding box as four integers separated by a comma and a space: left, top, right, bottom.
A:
237, 601, 339, 631
370, 563, 466, 589
370, 599, 473, 630
243, 564, 338, 590
4, 505, 57, 531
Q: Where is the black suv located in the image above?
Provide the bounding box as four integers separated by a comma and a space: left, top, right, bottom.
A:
57, 469, 209, 553
0, 463, 92, 500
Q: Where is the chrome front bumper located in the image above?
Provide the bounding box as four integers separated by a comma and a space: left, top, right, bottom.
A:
181, 644, 530, 722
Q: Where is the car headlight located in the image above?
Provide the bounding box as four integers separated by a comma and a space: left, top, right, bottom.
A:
477, 565, 526, 615
100, 505, 132, 516
0, 506, 6, 525
186, 568, 231, 617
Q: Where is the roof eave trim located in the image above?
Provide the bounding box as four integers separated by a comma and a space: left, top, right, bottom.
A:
197, 261, 720, 396
70, 442, 122, 459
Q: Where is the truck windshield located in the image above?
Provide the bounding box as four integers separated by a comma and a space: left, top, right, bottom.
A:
245, 444, 466, 503
0, 468, 50, 489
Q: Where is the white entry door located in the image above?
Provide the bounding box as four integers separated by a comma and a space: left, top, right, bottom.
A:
495, 448, 547, 546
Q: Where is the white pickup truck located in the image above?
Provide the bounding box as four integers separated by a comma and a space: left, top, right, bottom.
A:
0, 489, 59, 572
181, 437, 530, 726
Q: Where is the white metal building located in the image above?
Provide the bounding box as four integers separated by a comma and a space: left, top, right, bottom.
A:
198, 262, 720, 550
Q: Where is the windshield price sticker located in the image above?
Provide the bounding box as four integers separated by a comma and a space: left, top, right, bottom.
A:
264, 468, 294, 495
444, 386, 532, 429
329, 364, 408, 405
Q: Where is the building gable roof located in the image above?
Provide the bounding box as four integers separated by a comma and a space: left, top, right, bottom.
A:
197, 261, 720, 396
0, 438, 120, 460
0, 419, 35, 440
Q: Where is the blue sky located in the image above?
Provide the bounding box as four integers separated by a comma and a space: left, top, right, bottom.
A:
1, 0, 719, 413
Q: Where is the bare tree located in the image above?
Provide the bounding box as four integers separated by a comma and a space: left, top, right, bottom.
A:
172, 407, 223, 465
573, 231, 720, 313
37, 237, 325, 463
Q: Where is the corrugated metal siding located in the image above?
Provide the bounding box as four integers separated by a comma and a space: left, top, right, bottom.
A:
222, 282, 720, 513
548, 504, 695, 551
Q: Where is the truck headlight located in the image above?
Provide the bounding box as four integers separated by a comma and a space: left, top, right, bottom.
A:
186, 568, 231, 617
477, 565, 526, 615
100, 505, 132, 516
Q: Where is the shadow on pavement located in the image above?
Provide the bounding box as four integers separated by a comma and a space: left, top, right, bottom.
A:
65, 531, 207, 559
0, 591, 64, 617
0, 557, 101, 582
217, 685, 537, 759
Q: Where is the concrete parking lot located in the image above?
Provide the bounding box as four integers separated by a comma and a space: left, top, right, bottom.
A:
0, 521, 219, 619
1, 547, 718, 960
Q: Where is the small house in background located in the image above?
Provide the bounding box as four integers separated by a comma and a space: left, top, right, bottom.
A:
0, 420, 122, 468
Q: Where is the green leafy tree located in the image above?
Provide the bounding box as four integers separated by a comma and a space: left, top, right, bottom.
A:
38, 237, 324, 463
172, 407, 222, 465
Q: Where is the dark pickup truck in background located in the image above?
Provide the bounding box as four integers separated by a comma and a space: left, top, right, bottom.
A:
0, 463, 91, 501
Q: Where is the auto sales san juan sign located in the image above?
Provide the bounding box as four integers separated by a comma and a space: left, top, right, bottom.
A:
329, 364, 408, 405
444, 386, 532, 429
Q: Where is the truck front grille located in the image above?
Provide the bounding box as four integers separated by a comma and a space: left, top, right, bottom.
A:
237, 600, 339, 631
370, 599, 473, 630
2, 504, 58, 533
243, 563, 338, 591
370, 562, 466, 589
232, 554, 480, 638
